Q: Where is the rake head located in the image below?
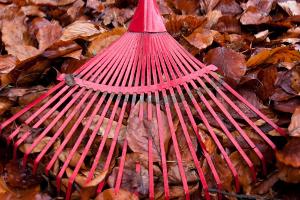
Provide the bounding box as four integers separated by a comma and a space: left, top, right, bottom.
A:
0, 0, 286, 199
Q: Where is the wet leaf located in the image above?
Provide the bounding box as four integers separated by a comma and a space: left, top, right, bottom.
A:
205, 47, 247, 85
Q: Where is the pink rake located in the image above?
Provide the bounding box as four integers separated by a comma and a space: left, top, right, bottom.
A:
0, 0, 286, 199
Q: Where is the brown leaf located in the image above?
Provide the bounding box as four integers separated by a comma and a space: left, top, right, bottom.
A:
278, 0, 300, 16
20, 6, 46, 17
213, 15, 241, 34
205, 47, 247, 85
19, 137, 51, 154
0, 96, 13, 115
42, 41, 81, 59
288, 106, 300, 137
167, 161, 198, 184
246, 47, 300, 68
60, 20, 105, 42
257, 66, 278, 101
185, 28, 217, 50
126, 102, 171, 162
88, 27, 126, 56
0, 55, 17, 74
173, 0, 199, 15
86, 0, 105, 12
95, 189, 138, 200
82, 116, 126, 139
203, 154, 234, 192
273, 97, 300, 113
66, 168, 107, 187
240, 0, 274, 25
276, 138, 300, 168
30, 18, 63, 51
251, 171, 279, 195
59, 149, 87, 169
214, 0, 242, 16
102, 8, 134, 27
28, 0, 77, 6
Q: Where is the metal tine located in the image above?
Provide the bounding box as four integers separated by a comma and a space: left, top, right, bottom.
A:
170, 40, 267, 174
114, 33, 144, 195
50, 35, 135, 192
160, 35, 241, 191
19, 34, 135, 167
85, 34, 140, 189
9, 33, 133, 159
154, 35, 210, 200
167, 37, 263, 178
151, 34, 170, 200
157, 35, 225, 197
63, 35, 139, 199
171, 35, 286, 137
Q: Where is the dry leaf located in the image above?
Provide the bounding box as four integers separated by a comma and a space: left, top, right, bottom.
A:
214, 0, 242, 16
126, 102, 171, 162
96, 189, 138, 200
19, 137, 51, 154
88, 27, 126, 56
59, 149, 87, 169
205, 47, 247, 85
60, 21, 105, 42
278, 0, 300, 16
288, 106, 300, 137
0, 55, 17, 74
28, 0, 77, 6
185, 28, 217, 50
82, 116, 126, 139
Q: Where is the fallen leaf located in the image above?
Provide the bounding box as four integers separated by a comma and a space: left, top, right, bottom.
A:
173, 0, 199, 15
0, 55, 17, 74
0, 97, 13, 115
273, 97, 300, 113
28, 0, 77, 6
278, 0, 300, 16
205, 47, 247, 85
185, 28, 217, 50
276, 138, 300, 168
82, 116, 126, 139
213, 15, 241, 34
96, 188, 138, 200
257, 66, 278, 101
126, 102, 171, 162
240, 0, 274, 25
19, 137, 51, 154
214, 0, 242, 16
251, 171, 279, 195
59, 148, 87, 169
60, 20, 105, 42
30, 17, 63, 51
87, 27, 126, 56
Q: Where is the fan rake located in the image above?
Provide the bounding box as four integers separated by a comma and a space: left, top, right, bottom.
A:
0, 0, 286, 199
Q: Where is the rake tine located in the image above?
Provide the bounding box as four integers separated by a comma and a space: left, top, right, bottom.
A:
75, 33, 130, 78
34, 91, 99, 174
12, 86, 79, 161
163, 34, 240, 191
158, 36, 223, 198
165, 36, 258, 179
59, 93, 113, 197
1, 82, 64, 130
114, 139, 128, 194
155, 36, 211, 199
23, 88, 87, 166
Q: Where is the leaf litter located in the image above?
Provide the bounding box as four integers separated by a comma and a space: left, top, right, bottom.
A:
0, 0, 300, 199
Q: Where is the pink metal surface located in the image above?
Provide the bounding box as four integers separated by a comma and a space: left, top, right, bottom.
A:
0, 0, 287, 199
